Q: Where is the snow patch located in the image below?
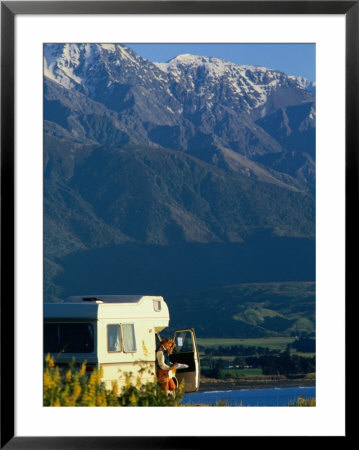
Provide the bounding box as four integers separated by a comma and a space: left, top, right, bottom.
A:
101, 44, 117, 52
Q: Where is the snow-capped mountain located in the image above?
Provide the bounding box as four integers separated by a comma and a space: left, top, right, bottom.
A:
155, 53, 314, 119
44, 44, 181, 128
44, 43, 158, 93
44, 43, 314, 119
44, 43, 315, 163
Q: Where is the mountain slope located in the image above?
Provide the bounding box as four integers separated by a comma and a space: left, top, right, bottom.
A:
43, 43, 316, 327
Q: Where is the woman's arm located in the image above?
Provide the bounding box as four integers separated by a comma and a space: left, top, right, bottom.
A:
156, 350, 171, 370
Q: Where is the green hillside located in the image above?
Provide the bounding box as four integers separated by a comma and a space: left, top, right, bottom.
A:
166, 281, 315, 338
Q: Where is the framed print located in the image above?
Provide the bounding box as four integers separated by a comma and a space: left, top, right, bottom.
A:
1, 0, 354, 447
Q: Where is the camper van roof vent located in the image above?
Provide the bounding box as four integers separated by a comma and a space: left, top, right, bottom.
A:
82, 297, 104, 303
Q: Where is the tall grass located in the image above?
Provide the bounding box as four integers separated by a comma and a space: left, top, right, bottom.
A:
43, 354, 183, 406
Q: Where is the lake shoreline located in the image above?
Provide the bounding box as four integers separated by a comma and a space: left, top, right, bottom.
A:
198, 377, 315, 392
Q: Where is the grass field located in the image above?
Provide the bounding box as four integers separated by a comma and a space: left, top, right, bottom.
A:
197, 337, 295, 352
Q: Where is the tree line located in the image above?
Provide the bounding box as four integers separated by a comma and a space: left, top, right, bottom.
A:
201, 350, 315, 379
199, 337, 315, 358
199, 344, 280, 357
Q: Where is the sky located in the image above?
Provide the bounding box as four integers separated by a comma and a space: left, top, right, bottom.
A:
125, 43, 315, 82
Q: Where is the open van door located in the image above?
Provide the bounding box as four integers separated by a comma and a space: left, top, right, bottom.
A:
170, 329, 200, 393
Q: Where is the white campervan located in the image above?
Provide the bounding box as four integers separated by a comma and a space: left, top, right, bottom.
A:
44, 295, 200, 393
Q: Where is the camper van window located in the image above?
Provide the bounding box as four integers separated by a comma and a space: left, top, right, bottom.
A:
44, 323, 94, 354
122, 324, 137, 352
153, 300, 162, 312
107, 325, 122, 352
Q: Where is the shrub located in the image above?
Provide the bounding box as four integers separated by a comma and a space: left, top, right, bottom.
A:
43, 354, 183, 407
288, 396, 316, 407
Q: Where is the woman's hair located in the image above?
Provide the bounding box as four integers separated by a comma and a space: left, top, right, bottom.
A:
160, 338, 176, 353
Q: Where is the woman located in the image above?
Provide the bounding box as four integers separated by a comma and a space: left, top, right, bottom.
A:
156, 338, 177, 395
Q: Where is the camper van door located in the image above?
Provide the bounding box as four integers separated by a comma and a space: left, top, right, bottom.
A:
170, 329, 200, 393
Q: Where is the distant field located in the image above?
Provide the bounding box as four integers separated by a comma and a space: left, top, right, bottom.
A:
197, 337, 295, 351
221, 368, 263, 377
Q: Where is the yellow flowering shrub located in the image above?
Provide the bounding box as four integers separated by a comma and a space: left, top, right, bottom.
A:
289, 396, 316, 407
43, 354, 184, 407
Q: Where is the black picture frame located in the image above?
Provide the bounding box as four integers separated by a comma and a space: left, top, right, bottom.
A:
1, 1, 353, 447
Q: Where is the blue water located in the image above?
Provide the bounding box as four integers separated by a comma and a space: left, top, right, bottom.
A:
181, 386, 315, 407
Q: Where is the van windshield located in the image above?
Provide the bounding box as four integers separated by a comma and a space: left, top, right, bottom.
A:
44, 323, 94, 354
